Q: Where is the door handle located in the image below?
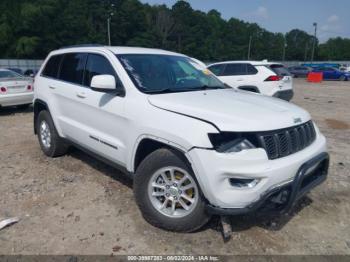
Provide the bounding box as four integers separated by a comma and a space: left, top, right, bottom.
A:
237, 79, 244, 81
76, 92, 86, 99
49, 86, 56, 90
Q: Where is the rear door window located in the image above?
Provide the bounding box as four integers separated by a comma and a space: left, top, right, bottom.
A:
269, 64, 291, 76
222, 63, 247, 76
58, 53, 87, 85
247, 64, 258, 75
42, 55, 63, 79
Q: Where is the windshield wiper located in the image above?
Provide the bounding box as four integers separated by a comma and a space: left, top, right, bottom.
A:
143, 88, 179, 94
192, 85, 229, 90
142, 85, 228, 94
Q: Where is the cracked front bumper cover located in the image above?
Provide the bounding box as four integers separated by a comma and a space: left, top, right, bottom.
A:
206, 152, 329, 215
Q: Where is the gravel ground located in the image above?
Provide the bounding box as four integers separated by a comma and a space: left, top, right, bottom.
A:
0, 79, 349, 255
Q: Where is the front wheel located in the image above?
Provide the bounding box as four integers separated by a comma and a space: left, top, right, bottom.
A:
133, 148, 210, 232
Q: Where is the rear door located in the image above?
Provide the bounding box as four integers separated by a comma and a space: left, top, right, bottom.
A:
52, 52, 88, 142
219, 63, 247, 88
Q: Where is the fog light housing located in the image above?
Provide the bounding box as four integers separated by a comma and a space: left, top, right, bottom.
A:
229, 178, 260, 188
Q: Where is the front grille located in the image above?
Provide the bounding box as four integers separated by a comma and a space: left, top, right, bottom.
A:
258, 121, 316, 160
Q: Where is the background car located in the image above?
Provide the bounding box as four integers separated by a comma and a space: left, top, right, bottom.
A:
6, 67, 24, 75
339, 65, 350, 72
288, 66, 312, 78
0, 68, 34, 108
207, 61, 293, 101
24, 69, 38, 77
312, 67, 350, 81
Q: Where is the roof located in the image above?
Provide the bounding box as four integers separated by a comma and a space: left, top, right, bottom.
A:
207, 60, 283, 67
52, 45, 186, 57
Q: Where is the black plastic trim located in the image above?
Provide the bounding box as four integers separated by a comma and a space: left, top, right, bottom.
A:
238, 85, 260, 93
33, 99, 49, 134
273, 89, 294, 101
66, 138, 132, 176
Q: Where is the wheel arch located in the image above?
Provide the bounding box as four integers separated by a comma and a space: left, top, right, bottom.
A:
33, 99, 49, 134
237, 85, 260, 93
131, 136, 190, 174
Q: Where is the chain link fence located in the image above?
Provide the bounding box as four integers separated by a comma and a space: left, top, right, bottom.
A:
0, 59, 44, 72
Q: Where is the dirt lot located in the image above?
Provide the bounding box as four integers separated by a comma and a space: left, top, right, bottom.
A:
0, 79, 350, 255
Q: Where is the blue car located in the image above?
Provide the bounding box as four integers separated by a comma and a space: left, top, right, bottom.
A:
313, 67, 350, 81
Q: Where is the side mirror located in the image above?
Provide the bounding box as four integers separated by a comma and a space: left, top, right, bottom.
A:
91, 74, 116, 92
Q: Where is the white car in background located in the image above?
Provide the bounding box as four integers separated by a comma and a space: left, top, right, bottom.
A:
0, 69, 34, 109
207, 61, 294, 101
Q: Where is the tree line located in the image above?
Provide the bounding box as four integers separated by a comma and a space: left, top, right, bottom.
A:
1, 0, 349, 61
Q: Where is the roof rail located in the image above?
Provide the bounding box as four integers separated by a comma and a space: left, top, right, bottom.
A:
59, 44, 104, 49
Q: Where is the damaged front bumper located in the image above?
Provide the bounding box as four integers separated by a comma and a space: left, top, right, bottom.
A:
206, 152, 329, 215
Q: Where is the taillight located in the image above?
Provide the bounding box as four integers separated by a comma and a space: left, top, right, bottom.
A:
265, 75, 282, 81
0, 87, 7, 93
27, 85, 33, 91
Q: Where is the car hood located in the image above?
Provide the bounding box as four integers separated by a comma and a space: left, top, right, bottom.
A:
148, 89, 311, 132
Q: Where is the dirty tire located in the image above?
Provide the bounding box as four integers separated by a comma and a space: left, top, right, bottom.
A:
133, 148, 211, 232
36, 110, 68, 157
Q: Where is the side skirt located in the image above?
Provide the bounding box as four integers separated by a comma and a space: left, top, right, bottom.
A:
65, 139, 133, 177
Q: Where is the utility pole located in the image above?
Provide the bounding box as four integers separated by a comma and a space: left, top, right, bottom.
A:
247, 35, 252, 60
304, 42, 309, 61
311, 22, 317, 63
107, 4, 115, 46
282, 35, 287, 61
107, 17, 111, 46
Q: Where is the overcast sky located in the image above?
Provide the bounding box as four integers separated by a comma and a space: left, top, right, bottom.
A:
140, 0, 350, 42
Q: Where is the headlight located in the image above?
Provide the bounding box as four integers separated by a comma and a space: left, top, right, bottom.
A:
208, 133, 256, 153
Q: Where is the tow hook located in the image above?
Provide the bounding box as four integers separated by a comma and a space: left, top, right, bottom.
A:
220, 216, 232, 242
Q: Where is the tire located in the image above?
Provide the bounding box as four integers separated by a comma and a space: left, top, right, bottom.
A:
339, 75, 346, 81
133, 148, 211, 232
36, 110, 68, 157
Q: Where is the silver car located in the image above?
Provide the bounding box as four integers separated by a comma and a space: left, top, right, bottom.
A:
0, 69, 34, 108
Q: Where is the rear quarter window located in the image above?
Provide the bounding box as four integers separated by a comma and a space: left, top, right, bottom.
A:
247, 64, 258, 75
269, 64, 291, 76
41, 55, 63, 78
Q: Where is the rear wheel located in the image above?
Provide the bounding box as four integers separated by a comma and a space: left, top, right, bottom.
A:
133, 148, 210, 232
36, 110, 68, 157
339, 75, 346, 81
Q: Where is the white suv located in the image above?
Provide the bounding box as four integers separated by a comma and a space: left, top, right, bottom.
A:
34, 46, 328, 232
207, 61, 294, 101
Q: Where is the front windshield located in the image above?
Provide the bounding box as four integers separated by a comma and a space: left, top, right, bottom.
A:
0, 70, 23, 78
117, 54, 226, 94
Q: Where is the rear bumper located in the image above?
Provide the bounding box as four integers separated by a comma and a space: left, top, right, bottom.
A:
0, 92, 34, 107
273, 89, 294, 101
206, 152, 329, 215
